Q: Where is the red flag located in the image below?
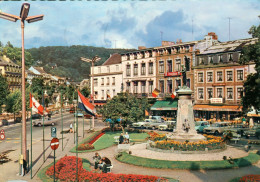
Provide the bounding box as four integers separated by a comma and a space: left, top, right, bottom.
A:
152, 88, 160, 98
107, 93, 111, 99
30, 93, 44, 115
171, 92, 176, 99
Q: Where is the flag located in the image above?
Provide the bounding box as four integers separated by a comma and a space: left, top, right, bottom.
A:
78, 90, 96, 116
30, 93, 44, 115
152, 88, 160, 98
107, 93, 111, 99
171, 92, 176, 99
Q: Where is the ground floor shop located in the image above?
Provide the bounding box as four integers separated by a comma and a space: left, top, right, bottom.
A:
150, 100, 178, 120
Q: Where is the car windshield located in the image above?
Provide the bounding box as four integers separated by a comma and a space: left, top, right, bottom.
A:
211, 123, 220, 127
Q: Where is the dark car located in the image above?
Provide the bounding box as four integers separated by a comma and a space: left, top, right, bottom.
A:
1, 119, 8, 126
14, 117, 22, 123
31, 114, 42, 120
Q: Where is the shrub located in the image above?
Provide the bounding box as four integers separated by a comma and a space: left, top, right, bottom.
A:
239, 174, 260, 182
78, 143, 94, 151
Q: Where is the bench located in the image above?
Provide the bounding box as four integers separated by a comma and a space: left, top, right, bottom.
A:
117, 144, 130, 152
230, 134, 241, 144
114, 136, 119, 144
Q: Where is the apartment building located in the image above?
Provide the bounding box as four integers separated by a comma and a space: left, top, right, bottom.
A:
193, 38, 257, 120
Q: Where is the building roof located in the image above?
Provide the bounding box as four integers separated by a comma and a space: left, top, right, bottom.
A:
0, 56, 20, 67
32, 67, 48, 74
200, 38, 258, 55
102, 53, 121, 66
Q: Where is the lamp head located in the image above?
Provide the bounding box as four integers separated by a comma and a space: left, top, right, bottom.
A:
20, 3, 30, 20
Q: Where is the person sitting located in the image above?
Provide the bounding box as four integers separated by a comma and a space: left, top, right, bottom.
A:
99, 157, 112, 173
92, 152, 101, 171
69, 123, 73, 133
119, 133, 124, 144
124, 132, 130, 143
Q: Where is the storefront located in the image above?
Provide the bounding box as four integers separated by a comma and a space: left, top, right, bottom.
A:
150, 100, 178, 120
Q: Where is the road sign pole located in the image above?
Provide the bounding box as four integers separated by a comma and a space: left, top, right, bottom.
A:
54, 149, 55, 182
50, 138, 59, 182
30, 107, 32, 179
76, 96, 78, 182
61, 91, 63, 151
73, 92, 75, 144
42, 89, 45, 162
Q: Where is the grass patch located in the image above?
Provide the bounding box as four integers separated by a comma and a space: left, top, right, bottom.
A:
37, 158, 92, 182
116, 152, 260, 170
71, 131, 149, 153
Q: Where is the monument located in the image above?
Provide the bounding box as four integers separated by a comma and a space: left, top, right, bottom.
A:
168, 57, 206, 142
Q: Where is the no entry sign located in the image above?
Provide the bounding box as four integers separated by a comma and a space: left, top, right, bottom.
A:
50, 138, 59, 150
0, 129, 5, 140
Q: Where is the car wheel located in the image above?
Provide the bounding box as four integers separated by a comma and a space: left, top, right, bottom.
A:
214, 131, 219, 135
51, 122, 55, 126
140, 125, 144, 129
196, 129, 200, 133
38, 123, 42, 127
240, 130, 244, 136
152, 126, 156, 130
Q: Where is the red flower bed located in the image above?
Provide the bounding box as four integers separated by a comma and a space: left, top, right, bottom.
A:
239, 174, 260, 182
46, 156, 168, 182
89, 132, 105, 144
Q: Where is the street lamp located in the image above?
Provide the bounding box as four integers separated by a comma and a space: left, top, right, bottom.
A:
0, 3, 44, 173
80, 55, 101, 130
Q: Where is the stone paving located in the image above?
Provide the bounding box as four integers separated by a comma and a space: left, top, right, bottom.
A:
0, 121, 260, 182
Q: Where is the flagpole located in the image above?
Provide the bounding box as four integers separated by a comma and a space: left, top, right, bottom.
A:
76, 93, 78, 182
73, 92, 75, 144
30, 102, 32, 179
61, 91, 63, 151
83, 112, 84, 138
42, 90, 45, 162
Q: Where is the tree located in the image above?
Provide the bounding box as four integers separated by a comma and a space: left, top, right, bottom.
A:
80, 85, 90, 98
0, 75, 9, 113
30, 77, 45, 101
99, 93, 150, 124
6, 90, 22, 120
239, 20, 260, 114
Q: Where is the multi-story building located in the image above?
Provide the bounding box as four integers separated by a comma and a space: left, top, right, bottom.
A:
91, 54, 122, 102
0, 55, 21, 91
193, 38, 257, 120
121, 47, 156, 98
26, 70, 42, 85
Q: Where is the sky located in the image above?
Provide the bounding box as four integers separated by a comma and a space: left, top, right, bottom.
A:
0, 0, 259, 49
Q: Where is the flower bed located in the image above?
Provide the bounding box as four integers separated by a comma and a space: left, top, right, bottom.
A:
46, 156, 167, 182
147, 131, 167, 141
150, 134, 225, 151
77, 131, 105, 151
89, 132, 105, 144
239, 174, 260, 182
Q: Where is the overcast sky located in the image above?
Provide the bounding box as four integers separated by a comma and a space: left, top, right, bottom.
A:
0, 0, 259, 49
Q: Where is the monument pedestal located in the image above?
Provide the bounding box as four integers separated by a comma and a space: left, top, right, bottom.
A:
169, 87, 206, 142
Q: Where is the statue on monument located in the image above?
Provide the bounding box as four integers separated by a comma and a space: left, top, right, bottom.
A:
181, 65, 186, 87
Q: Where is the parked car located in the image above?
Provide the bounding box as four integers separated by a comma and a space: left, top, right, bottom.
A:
224, 124, 249, 136
158, 120, 176, 131
1, 119, 8, 126
195, 121, 210, 133
69, 108, 75, 113
244, 125, 260, 138
31, 114, 42, 120
74, 112, 84, 117
33, 119, 56, 127
132, 119, 153, 129
14, 117, 22, 123
203, 122, 232, 135
144, 120, 165, 130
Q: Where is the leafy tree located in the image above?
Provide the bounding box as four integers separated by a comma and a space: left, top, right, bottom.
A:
30, 77, 45, 101
80, 85, 90, 98
239, 20, 260, 114
6, 90, 21, 120
99, 93, 150, 124
0, 75, 9, 113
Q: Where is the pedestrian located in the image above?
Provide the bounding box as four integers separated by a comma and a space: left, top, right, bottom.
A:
92, 152, 101, 171
124, 132, 130, 143
69, 123, 73, 133
99, 157, 112, 173
119, 133, 124, 144
249, 118, 254, 128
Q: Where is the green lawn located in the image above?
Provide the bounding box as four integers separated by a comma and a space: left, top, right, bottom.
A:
116, 152, 260, 170
70, 131, 149, 153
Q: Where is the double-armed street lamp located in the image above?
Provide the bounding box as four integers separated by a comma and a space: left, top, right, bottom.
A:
0, 3, 44, 173
80, 55, 101, 130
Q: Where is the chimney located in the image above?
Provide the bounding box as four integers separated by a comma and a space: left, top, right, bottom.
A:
180, 39, 182, 43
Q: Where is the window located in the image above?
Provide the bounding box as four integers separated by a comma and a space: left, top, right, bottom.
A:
217, 71, 223, 81
148, 81, 153, 93
134, 64, 138, 75
149, 62, 153, 74
176, 47, 180, 53
175, 59, 181, 71
228, 53, 233, 61
141, 81, 146, 93
227, 71, 233, 81
101, 78, 104, 85
198, 73, 203, 82
141, 63, 146, 75
133, 81, 138, 93
167, 80, 173, 93
116, 65, 119, 71
207, 88, 213, 99
217, 88, 223, 98
159, 61, 164, 73
175, 79, 181, 90
102, 90, 104, 98
227, 88, 233, 99
113, 89, 115, 97
207, 72, 213, 82
237, 70, 243, 81
98, 67, 101, 73
126, 82, 130, 92
112, 77, 115, 85
185, 58, 190, 71
126, 65, 130, 76
185, 46, 189, 52
218, 55, 223, 63
159, 80, 164, 93
107, 66, 110, 73
187, 79, 190, 88
94, 78, 98, 87
208, 56, 213, 64
94, 91, 98, 99
167, 60, 172, 72
106, 77, 109, 85
198, 88, 204, 99
237, 87, 243, 99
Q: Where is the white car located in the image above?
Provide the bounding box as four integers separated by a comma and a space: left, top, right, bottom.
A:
132, 119, 153, 128
158, 121, 176, 131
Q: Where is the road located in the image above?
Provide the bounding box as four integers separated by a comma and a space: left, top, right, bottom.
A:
0, 112, 93, 154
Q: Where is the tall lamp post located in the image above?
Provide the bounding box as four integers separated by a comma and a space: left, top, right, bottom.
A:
0, 3, 43, 169
81, 55, 101, 130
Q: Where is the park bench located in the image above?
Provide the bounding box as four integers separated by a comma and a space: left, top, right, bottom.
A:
230, 134, 241, 144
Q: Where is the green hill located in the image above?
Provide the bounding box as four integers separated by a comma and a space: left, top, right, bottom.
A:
27, 45, 134, 82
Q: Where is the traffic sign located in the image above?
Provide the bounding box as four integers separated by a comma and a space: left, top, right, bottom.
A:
0, 133, 5, 140
0, 129, 4, 134
50, 138, 59, 150
51, 127, 57, 138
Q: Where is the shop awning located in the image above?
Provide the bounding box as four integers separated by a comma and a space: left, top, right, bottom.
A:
193, 104, 242, 112
151, 100, 178, 110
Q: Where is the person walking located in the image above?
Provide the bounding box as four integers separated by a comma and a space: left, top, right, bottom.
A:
69, 123, 73, 133
93, 152, 101, 171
